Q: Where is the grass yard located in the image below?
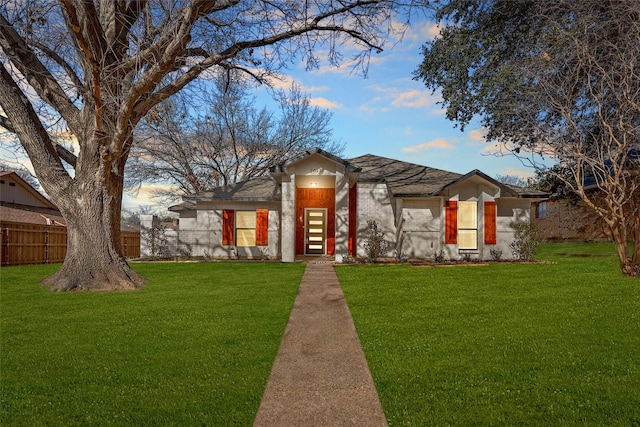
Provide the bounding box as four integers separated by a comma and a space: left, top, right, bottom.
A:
0, 262, 304, 426
337, 243, 640, 426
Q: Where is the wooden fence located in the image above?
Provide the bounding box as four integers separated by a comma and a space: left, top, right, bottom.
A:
1, 221, 140, 266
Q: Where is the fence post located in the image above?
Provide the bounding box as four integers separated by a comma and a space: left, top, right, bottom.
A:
2, 227, 8, 266
44, 229, 49, 264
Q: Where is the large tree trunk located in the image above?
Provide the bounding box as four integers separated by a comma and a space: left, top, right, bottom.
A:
40, 157, 145, 291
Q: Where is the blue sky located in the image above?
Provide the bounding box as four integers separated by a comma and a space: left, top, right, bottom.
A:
253, 20, 538, 181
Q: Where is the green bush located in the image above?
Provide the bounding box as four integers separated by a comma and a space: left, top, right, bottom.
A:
510, 222, 540, 261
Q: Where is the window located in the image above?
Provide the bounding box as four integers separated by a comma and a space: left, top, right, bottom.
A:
457, 201, 478, 250
537, 202, 547, 219
446, 200, 496, 248
222, 209, 268, 247
235, 211, 257, 246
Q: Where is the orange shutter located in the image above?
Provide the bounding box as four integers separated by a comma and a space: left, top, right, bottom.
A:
222, 210, 234, 245
256, 209, 269, 246
484, 201, 497, 244
348, 183, 357, 256
445, 200, 458, 244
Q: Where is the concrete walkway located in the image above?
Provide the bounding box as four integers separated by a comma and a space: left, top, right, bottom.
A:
254, 262, 388, 426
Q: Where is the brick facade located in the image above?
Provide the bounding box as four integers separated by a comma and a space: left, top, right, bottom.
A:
532, 197, 611, 242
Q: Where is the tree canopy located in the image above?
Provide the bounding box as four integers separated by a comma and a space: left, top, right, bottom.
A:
126, 74, 343, 202
415, 0, 640, 275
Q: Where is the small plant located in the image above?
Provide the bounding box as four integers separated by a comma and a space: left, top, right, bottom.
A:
434, 249, 445, 264
510, 222, 540, 261
231, 246, 239, 260
143, 222, 168, 258
178, 247, 193, 260
260, 246, 269, 260
490, 248, 503, 261
462, 252, 472, 262
363, 219, 388, 263
395, 248, 408, 263
341, 253, 355, 264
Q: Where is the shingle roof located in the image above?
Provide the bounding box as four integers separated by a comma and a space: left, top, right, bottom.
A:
183, 176, 282, 202
177, 153, 547, 203
0, 203, 66, 226
348, 154, 463, 196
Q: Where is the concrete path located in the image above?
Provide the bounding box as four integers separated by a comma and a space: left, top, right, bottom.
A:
254, 262, 388, 426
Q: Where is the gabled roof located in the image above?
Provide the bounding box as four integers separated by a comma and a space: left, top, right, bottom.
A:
271, 147, 361, 173
0, 171, 57, 209
435, 169, 520, 198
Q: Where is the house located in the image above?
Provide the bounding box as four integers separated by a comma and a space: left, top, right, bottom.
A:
0, 171, 65, 226
532, 147, 639, 242
169, 148, 547, 262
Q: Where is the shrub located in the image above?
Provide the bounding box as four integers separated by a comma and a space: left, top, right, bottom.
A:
143, 222, 168, 258
510, 222, 540, 261
363, 220, 388, 263
490, 248, 503, 261
341, 253, 355, 264
434, 249, 445, 264
395, 248, 408, 263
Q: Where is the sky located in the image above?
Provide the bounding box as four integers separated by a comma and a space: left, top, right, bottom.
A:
1, 16, 542, 212
251, 19, 538, 184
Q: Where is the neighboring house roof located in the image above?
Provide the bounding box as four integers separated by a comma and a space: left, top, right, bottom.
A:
0, 203, 66, 226
0, 171, 138, 231
170, 152, 547, 207
0, 171, 57, 209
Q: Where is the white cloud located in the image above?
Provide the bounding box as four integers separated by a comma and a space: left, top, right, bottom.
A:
402, 138, 456, 152
364, 83, 440, 111
500, 167, 535, 179
403, 21, 442, 43
391, 89, 436, 108
309, 97, 341, 109
358, 105, 390, 113
467, 127, 488, 144
480, 141, 503, 154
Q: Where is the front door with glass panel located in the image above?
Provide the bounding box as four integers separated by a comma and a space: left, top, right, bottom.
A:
305, 209, 326, 255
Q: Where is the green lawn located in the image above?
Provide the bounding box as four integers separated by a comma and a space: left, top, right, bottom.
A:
0, 262, 304, 426
337, 243, 640, 426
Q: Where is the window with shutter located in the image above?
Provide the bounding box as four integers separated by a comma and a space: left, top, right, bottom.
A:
458, 201, 478, 250
235, 211, 257, 246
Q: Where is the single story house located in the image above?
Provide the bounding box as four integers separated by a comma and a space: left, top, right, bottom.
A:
169, 148, 547, 262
